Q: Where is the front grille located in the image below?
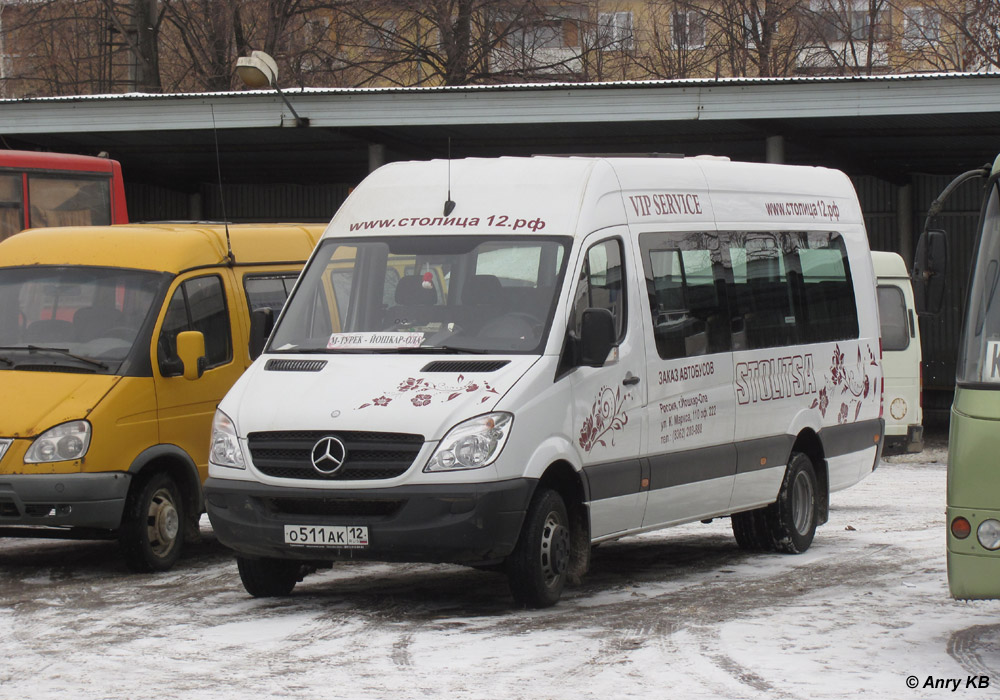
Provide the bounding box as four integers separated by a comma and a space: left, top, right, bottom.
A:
267, 497, 404, 518
248, 430, 424, 481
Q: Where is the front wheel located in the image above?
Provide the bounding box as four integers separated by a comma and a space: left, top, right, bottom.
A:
119, 471, 185, 572
237, 557, 303, 597
506, 488, 571, 608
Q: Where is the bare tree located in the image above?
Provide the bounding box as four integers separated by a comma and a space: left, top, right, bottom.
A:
797, 0, 893, 75
628, 0, 726, 79
703, 0, 806, 77
323, 0, 600, 86
920, 0, 1000, 72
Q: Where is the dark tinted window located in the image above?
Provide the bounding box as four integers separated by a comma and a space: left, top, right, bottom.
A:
157, 275, 231, 374
729, 231, 858, 349
877, 285, 909, 351
640, 231, 730, 359
570, 238, 627, 341
244, 274, 299, 313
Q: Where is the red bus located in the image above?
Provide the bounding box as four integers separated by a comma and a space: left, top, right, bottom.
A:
0, 150, 128, 242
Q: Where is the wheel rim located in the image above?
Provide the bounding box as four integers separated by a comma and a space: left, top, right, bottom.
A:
539, 510, 570, 588
791, 471, 815, 536
146, 487, 180, 557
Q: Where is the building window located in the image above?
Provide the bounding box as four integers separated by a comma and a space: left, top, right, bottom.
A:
367, 18, 398, 50
597, 11, 634, 51
511, 20, 573, 50
808, 0, 889, 43
902, 7, 940, 48
672, 11, 705, 50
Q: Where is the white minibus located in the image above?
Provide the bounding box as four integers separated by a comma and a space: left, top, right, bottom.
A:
205, 156, 885, 607
871, 251, 923, 454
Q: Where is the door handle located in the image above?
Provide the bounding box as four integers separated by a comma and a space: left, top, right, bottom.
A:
622, 372, 640, 386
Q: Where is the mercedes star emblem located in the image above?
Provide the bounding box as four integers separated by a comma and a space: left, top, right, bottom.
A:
310, 435, 347, 475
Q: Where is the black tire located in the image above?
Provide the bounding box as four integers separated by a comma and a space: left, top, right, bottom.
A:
506, 488, 571, 608
118, 471, 185, 573
237, 556, 302, 597
763, 451, 819, 554
731, 507, 772, 551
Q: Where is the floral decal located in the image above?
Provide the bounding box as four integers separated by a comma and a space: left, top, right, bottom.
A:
358, 375, 500, 409
810, 342, 880, 424
578, 385, 632, 453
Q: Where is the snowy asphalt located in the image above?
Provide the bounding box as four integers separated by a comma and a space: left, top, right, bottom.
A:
2, 430, 999, 699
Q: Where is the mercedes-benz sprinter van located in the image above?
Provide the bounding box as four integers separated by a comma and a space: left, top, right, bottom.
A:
205, 157, 884, 607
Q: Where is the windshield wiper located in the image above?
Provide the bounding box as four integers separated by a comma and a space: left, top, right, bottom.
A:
0, 345, 109, 371
394, 345, 491, 354
0, 356, 12, 367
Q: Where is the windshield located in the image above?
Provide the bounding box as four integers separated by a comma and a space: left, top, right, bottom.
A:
957, 178, 1000, 386
269, 235, 571, 354
0, 266, 164, 373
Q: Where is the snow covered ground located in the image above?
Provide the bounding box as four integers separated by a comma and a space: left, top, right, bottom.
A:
2, 434, 998, 700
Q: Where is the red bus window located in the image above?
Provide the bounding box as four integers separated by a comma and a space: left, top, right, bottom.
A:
0, 173, 24, 242
28, 175, 112, 228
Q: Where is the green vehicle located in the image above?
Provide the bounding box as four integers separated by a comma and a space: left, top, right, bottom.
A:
916, 154, 1000, 599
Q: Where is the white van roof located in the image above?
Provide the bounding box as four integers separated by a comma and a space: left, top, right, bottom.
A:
326, 156, 864, 240
871, 250, 910, 278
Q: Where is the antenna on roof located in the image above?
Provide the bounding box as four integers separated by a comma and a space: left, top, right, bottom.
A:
443, 137, 456, 217
210, 105, 235, 266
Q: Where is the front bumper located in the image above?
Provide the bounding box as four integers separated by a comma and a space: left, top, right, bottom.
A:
0, 472, 131, 531
205, 477, 537, 565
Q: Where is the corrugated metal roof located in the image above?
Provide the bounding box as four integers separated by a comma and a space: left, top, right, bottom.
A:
2, 70, 992, 103
2, 72, 999, 136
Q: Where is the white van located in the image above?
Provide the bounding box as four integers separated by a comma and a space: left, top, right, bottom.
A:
871, 251, 923, 454
205, 157, 885, 607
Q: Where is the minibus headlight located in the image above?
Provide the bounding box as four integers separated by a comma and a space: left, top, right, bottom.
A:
977, 519, 1000, 551
24, 420, 91, 463
210, 409, 245, 469
425, 413, 513, 472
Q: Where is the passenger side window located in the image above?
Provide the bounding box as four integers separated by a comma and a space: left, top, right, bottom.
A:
640, 232, 731, 359
570, 238, 626, 341
244, 274, 299, 313
728, 231, 858, 349
157, 275, 232, 375
795, 235, 859, 343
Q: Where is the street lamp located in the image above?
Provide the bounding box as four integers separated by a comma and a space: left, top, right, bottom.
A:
236, 50, 309, 127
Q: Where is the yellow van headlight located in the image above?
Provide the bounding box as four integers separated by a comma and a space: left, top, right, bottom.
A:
25, 420, 92, 463
210, 409, 245, 469
425, 413, 513, 472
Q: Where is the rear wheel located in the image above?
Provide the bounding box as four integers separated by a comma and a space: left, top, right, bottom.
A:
119, 471, 185, 573
237, 556, 303, 597
764, 452, 818, 554
506, 488, 571, 608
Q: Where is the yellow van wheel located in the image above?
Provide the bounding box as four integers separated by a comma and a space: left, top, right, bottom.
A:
118, 471, 185, 572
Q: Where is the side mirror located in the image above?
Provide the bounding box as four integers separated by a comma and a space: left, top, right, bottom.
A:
175, 330, 207, 380
579, 308, 616, 367
912, 229, 947, 316
249, 307, 275, 360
